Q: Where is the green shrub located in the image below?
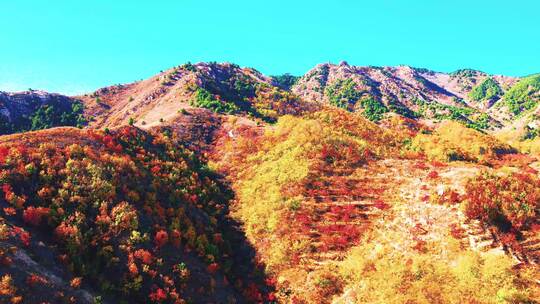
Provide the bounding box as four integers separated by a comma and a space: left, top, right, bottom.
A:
503, 74, 540, 115
469, 77, 503, 101
467, 113, 491, 130
271, 74, 300, 90
450, 69, 484, 78
190, 87, 239, 114
325, 79, 361, 109
181, 62, 197, 72
0, 99, 87, 135
360, 97, 388, 121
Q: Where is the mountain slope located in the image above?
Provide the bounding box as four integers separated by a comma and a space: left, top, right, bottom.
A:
1, 61, 539, 303
79, 62, 310, 130
208, 107, 539, 303
292, 63, 522, 129
0, 91, 86, 135
0, 126, 270, 304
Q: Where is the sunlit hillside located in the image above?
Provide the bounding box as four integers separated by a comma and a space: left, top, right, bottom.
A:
1, 62, 539, 304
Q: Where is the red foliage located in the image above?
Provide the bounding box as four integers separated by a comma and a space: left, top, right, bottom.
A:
412, 238, 427, 252
267, 292, 277, 302
437, 189, 461, 205
26, 274, 47, 286
170, 229, 181, 248
492, 153, 535, 169
3, 207, 16, 216
265, 277, 277, 287
134, 249, 153, 264
464, 172, 540, 230
449, 224, 465, 239
500, 232, 522, 252
154, 230, 168, 248
413, 162, 428, 170
22, 206, 50, 226
70, 277, 82, 289
244, 282, 263, 302
0, 146, 9, 163
149, 287, 168, 302
11, 227, 30, 246
128, 262, 139, 276
151, 165, 161, 174
373, 200, 389, 210
0, 127, 260, 302
55, 223, 78, 240
2, 184, 13, 200
207, 262, 219, 274
427, 170, 439, 179
213, 233, 223, 243
430, 160, 447, 168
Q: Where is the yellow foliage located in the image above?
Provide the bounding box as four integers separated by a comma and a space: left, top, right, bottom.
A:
338, 242, 534, 304
224, 108, 399, 271
411, 121, 515, 163
235, 116, 313, 237
513, 137, 540, 155
0, 275, 16, 296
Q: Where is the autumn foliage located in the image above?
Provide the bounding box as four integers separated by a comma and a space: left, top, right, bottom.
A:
411, 120, 515, 163
0, 127, 267, 303
463, 170, 540, 254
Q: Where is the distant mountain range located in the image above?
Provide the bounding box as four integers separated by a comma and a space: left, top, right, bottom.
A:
2, 62, 539, 137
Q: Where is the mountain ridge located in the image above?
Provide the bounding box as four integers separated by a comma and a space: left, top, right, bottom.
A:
1, 61, 537, 134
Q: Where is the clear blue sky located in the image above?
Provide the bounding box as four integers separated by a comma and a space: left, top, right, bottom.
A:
1, 0, 538, 95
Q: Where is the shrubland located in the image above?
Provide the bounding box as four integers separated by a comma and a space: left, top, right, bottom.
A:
411, 99, 493, 130
410, 121, 515, 163
338, 240, 536, 304
515, 137, 540, 156
0, 99, 86, 135
469, 77, 503, 102
215, 108, 398, 240
187, 63, 306, 122
502, 74, 540, 116
271, 73, 300, 90
462, 171, 540, 255
324, 79, 389, 121
0, 127, 268, 303
211, 108, 402, 302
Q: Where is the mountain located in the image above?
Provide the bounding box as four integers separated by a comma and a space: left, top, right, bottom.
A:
73, 62, 538, 135
0, 62, 539, 304
3, 62, 537, 137
78, 62, 310, 130
292, 63, 521, 128
0, 91, 86, 135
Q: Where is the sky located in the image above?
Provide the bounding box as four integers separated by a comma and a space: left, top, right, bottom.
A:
0, 0, 539, 95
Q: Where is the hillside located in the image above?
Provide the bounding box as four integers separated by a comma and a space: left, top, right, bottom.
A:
78, 62, 311, 131
0, 61, 540, 303
292, 63, 521, 129
209, 107, 539, 303
0, 127, 270, 303
0, 91, 86, 135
